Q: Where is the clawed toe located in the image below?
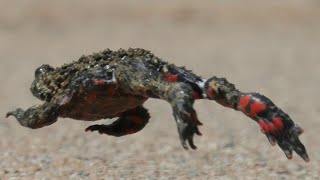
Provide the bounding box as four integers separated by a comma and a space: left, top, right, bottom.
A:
85, 124, 107, 134
262, 122, 309, 162
6, 108, 24, 118
175, 111, 202, 150
265, 134, 276, 146
6, 112, 13, 118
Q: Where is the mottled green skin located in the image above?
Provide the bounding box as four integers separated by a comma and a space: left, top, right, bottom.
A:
31, 48, 165, 101
6, 48, 309, 162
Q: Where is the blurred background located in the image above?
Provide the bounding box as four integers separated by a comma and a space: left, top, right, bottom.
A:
1, 0, 320, 179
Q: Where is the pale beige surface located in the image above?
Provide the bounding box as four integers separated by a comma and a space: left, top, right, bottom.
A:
1, 1, 320, 179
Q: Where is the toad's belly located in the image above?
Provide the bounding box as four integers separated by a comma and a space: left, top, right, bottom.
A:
59, 92, 148, 121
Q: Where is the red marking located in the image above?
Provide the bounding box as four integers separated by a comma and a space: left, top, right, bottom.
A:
206, 89, 215, 99
272, 117, 284, 131
239, 96, 251, 112
249, 100, 266, 117
129, 115, 144, 125
127, 129, 137, 134
259, 120, 276, 134
164, 73, 178, 82
85, 86, 116, 104
83, 112, 94, 118
268, 124, 276, 133
94, 80, 106, 85
193, 91, 201, 99
105, 86, 115, 95
259, 120, 270, 133
127, 95, 138, 106
86, 93, 97, 104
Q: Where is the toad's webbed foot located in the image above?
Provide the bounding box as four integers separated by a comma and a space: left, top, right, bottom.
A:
85, 106, 150, 136
205, 77, 309, 162
238, 94, 309, 161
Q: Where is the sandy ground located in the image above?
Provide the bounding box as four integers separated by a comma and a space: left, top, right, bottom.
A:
1, 1, 320, 179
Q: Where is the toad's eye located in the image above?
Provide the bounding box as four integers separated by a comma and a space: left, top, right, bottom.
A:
35, 64, 54, 77
39, 93, 46, 100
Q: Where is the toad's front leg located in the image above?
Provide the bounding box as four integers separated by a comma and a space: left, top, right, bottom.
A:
115, 60, 202, 149
6, 91, 71, 129
6, 103, 60, 129
166, 83, 203, 149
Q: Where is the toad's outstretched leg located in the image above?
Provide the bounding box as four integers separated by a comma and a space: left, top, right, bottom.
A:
6, 91, 73, 128
85, 106, 150, 136
6, 103, 60, 129
203, 76, 309, 162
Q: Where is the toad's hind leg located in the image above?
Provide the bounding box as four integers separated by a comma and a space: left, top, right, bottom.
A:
85, 106, 150, 136
203, 76, 309, 161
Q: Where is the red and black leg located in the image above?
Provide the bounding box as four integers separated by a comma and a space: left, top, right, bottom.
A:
85, 106, 150, 136
204, 77, 309, 162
